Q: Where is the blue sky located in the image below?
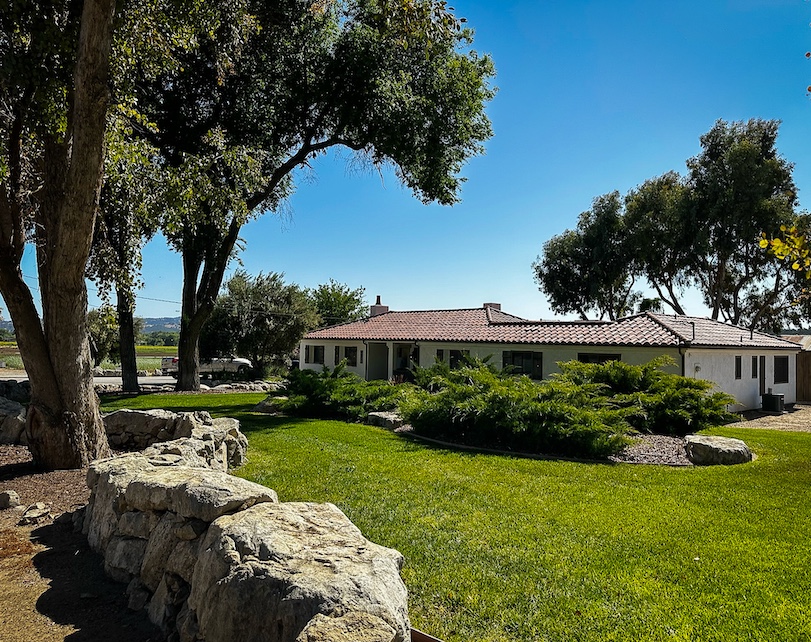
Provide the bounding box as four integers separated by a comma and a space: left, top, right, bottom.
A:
26, 0, 811, 321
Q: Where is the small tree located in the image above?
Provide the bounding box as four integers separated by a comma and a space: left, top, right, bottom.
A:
200, 271, 320, 375
310, 280, 367, 327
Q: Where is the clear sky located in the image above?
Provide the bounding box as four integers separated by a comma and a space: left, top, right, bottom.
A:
22, 0, 811, 321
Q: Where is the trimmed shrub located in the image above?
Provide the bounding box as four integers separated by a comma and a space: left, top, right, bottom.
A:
280, 363, 414, 422
554, 357, 737, 436
400, 358, 630, 459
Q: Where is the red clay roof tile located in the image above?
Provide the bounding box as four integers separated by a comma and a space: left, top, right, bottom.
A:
304, 307, 799, 350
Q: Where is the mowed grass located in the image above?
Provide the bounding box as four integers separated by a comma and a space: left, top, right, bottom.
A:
0, 343, 177, 372
100, 393, 811, 642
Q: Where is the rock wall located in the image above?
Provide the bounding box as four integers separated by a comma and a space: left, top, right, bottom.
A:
79, 427, 410, 642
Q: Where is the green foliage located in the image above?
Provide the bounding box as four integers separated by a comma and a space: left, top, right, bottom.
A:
87, 305, 121, 367
536, 119, 803, 330
281, 363, 413, 421
140, 331, 180, 346
401, 358, 629, 459
532, 191, 640, 321
283, 357, 734, 457
200, 270, 320, 375
309, 279, 367, 327
554, 357, 737, 436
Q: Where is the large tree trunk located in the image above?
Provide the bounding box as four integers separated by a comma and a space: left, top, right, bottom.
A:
0, 0, 115, 469
117, 287, 140, 393
175, 217, 242, 391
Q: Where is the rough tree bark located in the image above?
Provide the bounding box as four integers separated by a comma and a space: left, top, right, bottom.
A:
0, 0, 115, 469
176, 217, 241, 391
117, 287, 140, 393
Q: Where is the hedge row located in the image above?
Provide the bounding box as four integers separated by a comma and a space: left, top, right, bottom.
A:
278, 357, 736, 459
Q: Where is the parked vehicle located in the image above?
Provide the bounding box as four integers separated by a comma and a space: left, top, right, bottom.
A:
161, 355, 252, 378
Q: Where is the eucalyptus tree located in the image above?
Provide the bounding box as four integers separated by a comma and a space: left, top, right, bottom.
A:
686, 118, 798, 327
533, 192, 640, 320
0, 0, 249, 469
132, 0, 496, 390
624, 172, 694, 315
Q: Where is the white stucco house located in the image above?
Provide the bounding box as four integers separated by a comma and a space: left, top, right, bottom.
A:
300, 299, 800, 411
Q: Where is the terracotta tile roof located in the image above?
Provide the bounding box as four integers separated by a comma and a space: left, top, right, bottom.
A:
304, 307, 800, 350
650, 314, 800, 350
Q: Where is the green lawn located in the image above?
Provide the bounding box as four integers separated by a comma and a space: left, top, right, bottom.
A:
100, 393, 811, 642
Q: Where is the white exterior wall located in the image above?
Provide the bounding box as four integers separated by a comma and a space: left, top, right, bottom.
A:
684, 348, 797, 411
413, 342, 681, 378
299, 340, 367, 378
300, 338, 798, 411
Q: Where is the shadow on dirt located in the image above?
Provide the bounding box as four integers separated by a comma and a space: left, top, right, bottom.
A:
30, 520, 164, 642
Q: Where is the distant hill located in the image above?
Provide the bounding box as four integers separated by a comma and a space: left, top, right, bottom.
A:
0, 317, 181, 334
141, 317, 181, 334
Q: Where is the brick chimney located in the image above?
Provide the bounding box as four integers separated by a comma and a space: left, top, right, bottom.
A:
370, 295, 389, 317
483, 302, 501, 311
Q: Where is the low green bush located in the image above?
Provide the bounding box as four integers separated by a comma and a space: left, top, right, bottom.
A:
554, 357, 736, 436
280, 363, 414, 421
400, 358, 629, 459
281, 356, 736, 458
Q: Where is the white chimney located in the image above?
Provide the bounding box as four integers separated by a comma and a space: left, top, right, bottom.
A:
370, 295, 389, 317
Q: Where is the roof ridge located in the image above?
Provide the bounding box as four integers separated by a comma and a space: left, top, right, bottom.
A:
641, 311, 691, 343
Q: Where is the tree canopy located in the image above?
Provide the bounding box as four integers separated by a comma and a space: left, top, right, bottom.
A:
129, 0, 495, 390
199, 270, 319, 374
310, 280, 367, 326
535, 119, 802, 331
533, 192, 640, 320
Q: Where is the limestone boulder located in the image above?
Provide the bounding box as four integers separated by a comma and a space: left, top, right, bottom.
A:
366, 412, 405, 431
84, 454, 155, 552
186, 502, 409, 642
685, 435, 753, 465
0, 397, 26, 445
295, 612, 397, 642
122, 465, 278, 522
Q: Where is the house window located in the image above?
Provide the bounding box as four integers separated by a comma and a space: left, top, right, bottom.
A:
449, 349, 469, 369
312, 345, 325, 365
360, 350, 364, 364
774, 355, 789, 384
578, 353, 621, 365
344, 346, 358, 367
503, 351, 544, 379
436, 349, 468, 368
334, 346, 340, 365
734, 356, 742, 380
304, 345, 310, 364
752, 356, 758, 379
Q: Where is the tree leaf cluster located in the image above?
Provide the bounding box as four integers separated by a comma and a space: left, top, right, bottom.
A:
534, 119, 807, 331
199, 270, 320, 375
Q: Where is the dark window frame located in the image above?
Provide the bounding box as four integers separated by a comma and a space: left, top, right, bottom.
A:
774, 355, 789, 384
503, 350, 544, 379
344, 346, 358, 367
752, 355, 758, 379
734, 355, 742, 380
312, 345, 325, 365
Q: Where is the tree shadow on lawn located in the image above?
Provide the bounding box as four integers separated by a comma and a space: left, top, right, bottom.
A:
30, 521, 165, 642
